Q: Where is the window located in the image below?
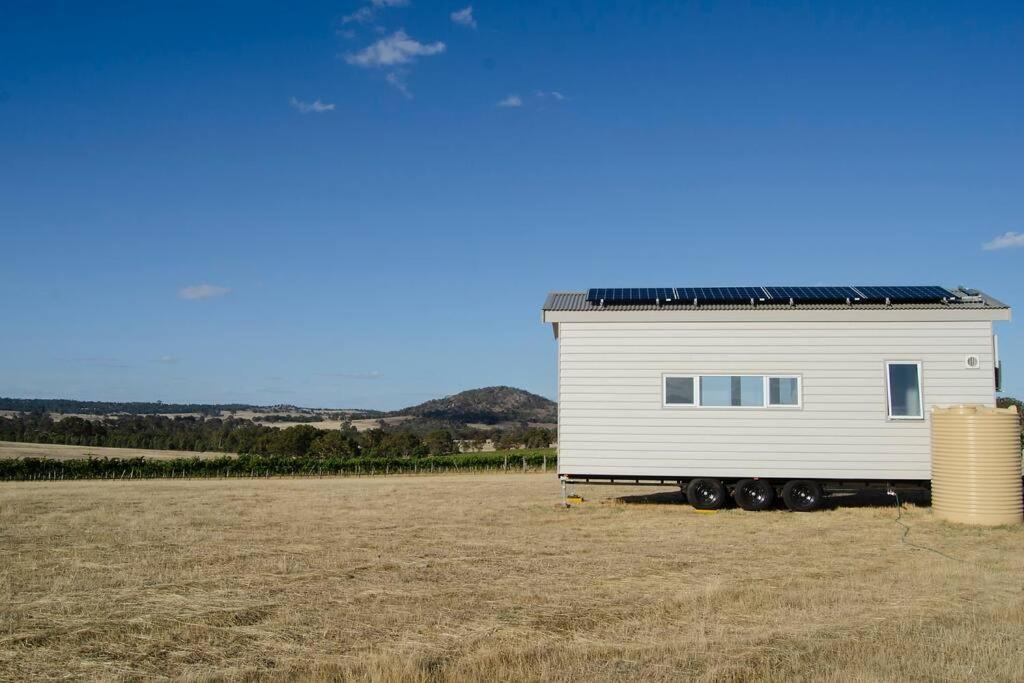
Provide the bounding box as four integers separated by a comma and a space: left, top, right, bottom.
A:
664, 376, 695, 405
700, 376, 764, 407
886, 362, 923, 419
663, 375, 801, 408
768, 377, 800, 406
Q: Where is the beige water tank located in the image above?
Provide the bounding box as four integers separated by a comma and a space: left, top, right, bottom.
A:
931, 405, 1022, 526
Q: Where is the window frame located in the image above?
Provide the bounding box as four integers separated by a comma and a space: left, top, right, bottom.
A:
885, 360, 924, 421
765, 375, 802, 409
662, 374, 802, 409
662, 375, 697, 407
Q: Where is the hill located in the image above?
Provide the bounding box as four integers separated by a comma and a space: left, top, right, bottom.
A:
0, 387, 556, 433
390, 386, 556, 426
0, 397, 260, 416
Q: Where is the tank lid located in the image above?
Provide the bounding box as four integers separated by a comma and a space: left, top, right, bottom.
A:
932, 404, 1018, 415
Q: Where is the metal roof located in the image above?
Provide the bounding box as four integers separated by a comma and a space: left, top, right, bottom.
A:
543, 288, 1009, 312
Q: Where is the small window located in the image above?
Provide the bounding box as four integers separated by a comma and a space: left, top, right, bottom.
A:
887, 362, 923, 419
768, 377, 800, 406
664, 376, 695, 405
700, 376, 764, 407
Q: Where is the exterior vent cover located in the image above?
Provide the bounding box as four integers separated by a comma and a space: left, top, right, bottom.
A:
965, 354, 981, 369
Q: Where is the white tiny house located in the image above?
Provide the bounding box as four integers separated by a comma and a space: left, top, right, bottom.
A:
542, 286, 1011, 511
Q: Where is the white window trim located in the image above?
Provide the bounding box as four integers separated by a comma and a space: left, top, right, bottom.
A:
662, 374, 802, 409
885, 360, 924, 420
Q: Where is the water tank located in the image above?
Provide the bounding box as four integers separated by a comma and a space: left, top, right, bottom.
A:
931, 405, 1022, 526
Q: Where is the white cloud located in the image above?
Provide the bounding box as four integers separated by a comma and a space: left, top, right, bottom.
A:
290, 97, 336, 113
178, 284, 230, 300
341, 6, 374, 24
451, 6, 476, 28
982, 231, 1024, 251
497, 94, 522, 108
535, 90, 567, 101
344, 30, 445, 68
156, 355, 179, 365
386, 71, 413, 98
342, 0, 406, 24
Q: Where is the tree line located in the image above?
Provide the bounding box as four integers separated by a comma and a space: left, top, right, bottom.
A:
0, 449, 555, 481
0, 413, 555, 458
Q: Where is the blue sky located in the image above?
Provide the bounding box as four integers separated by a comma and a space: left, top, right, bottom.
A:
1, 1, 1022, 409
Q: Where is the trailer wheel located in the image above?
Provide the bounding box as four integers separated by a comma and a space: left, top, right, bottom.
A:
782, 480, 823, 512
686, 479, 726, 510
733, 479, 775, 511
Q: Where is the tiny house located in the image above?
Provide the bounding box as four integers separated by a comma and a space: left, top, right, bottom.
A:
542, 286, 1010, 511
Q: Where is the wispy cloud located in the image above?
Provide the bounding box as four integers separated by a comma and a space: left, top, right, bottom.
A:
341, 0, 407, 24
290, 97, 336, 113
341, 6, 375, 24
178, 284, 230, 300
535, 90, 567, 101
386, 71, 413, 98
450, 6, 476, 29
982, 231, 1024, 251
344, 30, 446, 68
497, 94, 522, 108
156, 355, 179, 365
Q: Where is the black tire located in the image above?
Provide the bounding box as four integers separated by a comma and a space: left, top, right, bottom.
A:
782, 480, 823, 512
686, 478, 727, 510
733, 478, 776, 511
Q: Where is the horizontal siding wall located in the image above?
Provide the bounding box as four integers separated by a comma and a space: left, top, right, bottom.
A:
558, 320, 996, 480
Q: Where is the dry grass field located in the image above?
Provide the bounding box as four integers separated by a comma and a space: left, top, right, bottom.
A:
1, 474, 1022, 682
0, 441, 235, 461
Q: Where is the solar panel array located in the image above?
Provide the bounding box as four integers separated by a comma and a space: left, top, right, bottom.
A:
676, 287, 767, 304
586, 288, 676, 304
764, 286, 861, 304
585, 285, 960, 306
852, 285, 958, 303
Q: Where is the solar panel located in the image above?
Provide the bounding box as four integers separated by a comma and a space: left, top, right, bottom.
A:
674, 287, 768, 305
763, 286, 862, 304
586, 288, 676, 304
853, 286, 958, 303
585, 285, 961, 306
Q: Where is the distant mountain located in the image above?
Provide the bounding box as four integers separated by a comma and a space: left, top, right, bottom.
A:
0, 397, 381, 418
390, 386, 556, 426
0, 397, 258, 416
0, 386, 556, 428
